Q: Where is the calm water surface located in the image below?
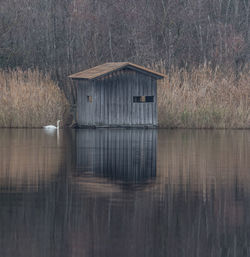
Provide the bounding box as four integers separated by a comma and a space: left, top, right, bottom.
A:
0, 129, 250, 257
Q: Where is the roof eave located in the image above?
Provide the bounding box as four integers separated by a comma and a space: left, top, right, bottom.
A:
68, 76, 90, 80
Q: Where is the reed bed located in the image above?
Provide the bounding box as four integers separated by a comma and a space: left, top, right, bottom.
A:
0, 69, 69, 128
156, 64, 250, 128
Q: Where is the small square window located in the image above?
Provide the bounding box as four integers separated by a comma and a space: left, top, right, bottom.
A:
87, 96, 92, 102
133, 96, 141, 102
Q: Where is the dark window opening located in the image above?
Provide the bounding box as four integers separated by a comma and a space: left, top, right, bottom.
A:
133, 96, 141, 102
133, 96, 154, 103
146, 96, 154, 102
87, 95, 92, 103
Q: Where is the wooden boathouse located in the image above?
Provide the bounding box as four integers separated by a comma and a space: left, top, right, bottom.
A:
69, 62, 165, 127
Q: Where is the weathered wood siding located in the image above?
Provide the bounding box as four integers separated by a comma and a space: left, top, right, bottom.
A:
76, 69, 158, 126
76, 129, 157, 182
77, 80, 94, 125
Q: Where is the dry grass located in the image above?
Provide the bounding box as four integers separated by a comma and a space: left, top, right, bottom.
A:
155, 63, 250, 128
0, 69, 69, 128
1, 66, 249, 129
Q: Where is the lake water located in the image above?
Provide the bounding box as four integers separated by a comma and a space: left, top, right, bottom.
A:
0, 128, 250, 257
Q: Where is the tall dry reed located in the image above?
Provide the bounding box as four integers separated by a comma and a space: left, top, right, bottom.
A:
155, 63, 250, 128
0, 69, 69, 127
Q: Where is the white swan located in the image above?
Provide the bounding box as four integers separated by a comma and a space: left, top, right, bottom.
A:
43, 120, 60, 129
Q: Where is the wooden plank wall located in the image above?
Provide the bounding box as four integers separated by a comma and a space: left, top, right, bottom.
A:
130, 72, 156, 125
76, 129, 157, 182
76, 69, 158, 126
77, 80, 95, 125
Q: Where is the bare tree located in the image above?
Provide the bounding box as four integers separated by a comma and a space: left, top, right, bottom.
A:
0, 0, 249, 100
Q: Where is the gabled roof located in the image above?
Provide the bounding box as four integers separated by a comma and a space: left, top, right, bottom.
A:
68, 62, 165, 80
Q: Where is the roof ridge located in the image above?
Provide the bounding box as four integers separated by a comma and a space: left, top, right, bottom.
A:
69, 62, 165, 80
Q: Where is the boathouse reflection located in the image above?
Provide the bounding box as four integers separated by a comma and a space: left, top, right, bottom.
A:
75, 129, 157, 184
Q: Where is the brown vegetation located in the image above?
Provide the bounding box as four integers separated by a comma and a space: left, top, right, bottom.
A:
0, 69, 69, 128
0, 65, 249, 129
157, 64, 250, 128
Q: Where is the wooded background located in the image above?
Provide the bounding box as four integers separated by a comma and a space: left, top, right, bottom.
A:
0, 0, 249, 98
